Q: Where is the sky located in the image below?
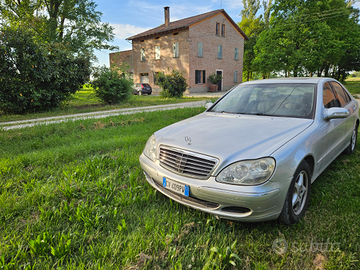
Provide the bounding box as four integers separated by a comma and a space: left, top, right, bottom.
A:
93, 0, 360, 67
93, 0, 246, 67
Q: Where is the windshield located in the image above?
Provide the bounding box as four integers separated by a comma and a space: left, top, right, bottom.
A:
209, 83, 316, 119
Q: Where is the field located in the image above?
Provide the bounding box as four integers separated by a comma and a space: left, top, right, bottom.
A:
0, 107, 359, 269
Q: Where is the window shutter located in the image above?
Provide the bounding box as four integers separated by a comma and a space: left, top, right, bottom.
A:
217, 45, 222, 59
203, 70, 206, 84
155, 46, 160, 59
198, 42, 203, 57
173, 42, 179, 57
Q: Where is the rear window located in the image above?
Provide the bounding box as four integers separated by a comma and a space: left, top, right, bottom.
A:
142, 83, 150, 87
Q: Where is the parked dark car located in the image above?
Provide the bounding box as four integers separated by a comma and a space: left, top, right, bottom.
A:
133, 83, 152, 95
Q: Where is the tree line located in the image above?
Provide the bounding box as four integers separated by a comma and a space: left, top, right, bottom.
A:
239, 0, 360, 81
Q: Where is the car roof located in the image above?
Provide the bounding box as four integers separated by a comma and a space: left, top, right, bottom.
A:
241, 77, 331, 85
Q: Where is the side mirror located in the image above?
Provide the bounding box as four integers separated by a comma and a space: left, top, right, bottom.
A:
324, 107, 350, 120
205, 103, 214, 110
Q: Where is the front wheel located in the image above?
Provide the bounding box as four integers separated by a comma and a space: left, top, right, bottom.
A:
344, 124, 358, 155
279, 161, 311, 225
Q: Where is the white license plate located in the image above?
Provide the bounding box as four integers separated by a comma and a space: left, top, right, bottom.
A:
162, 177, 189, 197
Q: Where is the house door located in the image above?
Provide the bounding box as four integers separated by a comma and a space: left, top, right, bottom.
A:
140, 73, 149, 84
216, 70, 223, 91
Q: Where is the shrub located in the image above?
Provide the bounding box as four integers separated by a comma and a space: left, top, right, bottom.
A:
0, 25, 91, 114
208, 73, 223, 85
91, 66, 133, 104
157, 69, 188, 98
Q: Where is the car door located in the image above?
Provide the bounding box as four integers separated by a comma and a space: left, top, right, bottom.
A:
314, 81, 351, 173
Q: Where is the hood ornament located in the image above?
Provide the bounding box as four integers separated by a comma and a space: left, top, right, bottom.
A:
185, 136, 192, 145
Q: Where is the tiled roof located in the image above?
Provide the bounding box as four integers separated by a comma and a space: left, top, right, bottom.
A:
126, 9, 248, 41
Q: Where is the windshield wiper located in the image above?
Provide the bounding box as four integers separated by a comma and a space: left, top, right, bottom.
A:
248, 112, 273, 116
219, 111, 237, 114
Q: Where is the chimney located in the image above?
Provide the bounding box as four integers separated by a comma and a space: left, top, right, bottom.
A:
164, 6, 170, 28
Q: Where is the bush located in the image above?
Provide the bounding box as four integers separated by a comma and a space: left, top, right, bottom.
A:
157, 69, 188, 98
0, 25, 91, 114
91, 66, 133, 104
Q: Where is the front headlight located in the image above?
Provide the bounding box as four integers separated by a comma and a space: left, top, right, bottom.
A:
216, 158, 275, 185
143, 134, 157, 161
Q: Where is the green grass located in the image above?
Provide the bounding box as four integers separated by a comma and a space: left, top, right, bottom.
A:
0, 108, 359, 269
344, 79, 360, 95
0, 87, 212, 123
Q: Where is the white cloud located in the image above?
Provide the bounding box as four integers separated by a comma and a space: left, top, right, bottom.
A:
110, 23, 151, 40
223, 0, 244, 10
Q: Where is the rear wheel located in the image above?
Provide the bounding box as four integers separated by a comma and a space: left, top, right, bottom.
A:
344, 124, 358, 155
279, 161, 311, 225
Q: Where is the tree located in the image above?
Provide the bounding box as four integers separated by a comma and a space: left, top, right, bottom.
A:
0, 25, 91, 114
253, 0, 360, 80
157, 70, 188, 98
0, 0, 117, 55
238, 0, 272, 81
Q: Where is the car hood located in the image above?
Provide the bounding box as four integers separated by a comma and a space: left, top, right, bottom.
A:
155, 112, 313, 171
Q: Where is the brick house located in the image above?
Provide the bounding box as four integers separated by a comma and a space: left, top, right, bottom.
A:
109, 7, 248, 93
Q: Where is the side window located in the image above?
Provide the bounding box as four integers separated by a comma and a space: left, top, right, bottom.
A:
198, 42, 203, 57
140, 48, 145, 61
323, 82, 339, 108
155, 45, 160, 60
329, 81, 350, 107
217, 45, 222, 59
195, 70, 206, 84
234, 47, 239, 60
173, 42, 179, 58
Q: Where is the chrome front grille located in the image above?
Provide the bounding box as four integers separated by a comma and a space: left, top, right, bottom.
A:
159, 146, 218, 179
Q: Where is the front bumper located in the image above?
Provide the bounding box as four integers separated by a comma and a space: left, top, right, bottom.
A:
140, 153, 292, 222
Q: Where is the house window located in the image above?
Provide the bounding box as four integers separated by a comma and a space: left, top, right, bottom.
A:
217, 45, 222, 59
140, 48, 145, 61
198, 42, 203, 57
173, 32, 179, 36
216, 23, 220, 36
221, 24, 225, 37
173, 42, 179, 57
195, 70, 206, 84
155, 36, 160, 40
235, 47, 239, 60
234, 71, 238, 83
155, 45, 160, 60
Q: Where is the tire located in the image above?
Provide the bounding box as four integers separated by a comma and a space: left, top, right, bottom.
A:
279, 161, 311, 225
344, 124, 358, 155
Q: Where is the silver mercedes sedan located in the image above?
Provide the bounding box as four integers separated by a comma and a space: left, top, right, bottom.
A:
139, 78, 359, 224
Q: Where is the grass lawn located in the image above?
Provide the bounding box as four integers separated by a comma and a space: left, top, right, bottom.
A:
0, 107, 359, 269
344, 78, 360, 95
0, 86, 213, 123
